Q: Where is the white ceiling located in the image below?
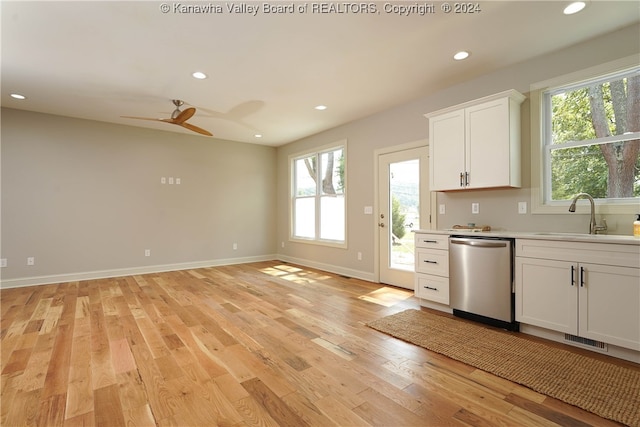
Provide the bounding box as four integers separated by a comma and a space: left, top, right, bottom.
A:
2, 1, 639, 146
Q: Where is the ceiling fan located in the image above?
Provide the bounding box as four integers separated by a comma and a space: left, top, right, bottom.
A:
122, 99, 213, 136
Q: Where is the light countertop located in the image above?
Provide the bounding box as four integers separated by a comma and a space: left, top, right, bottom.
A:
413, 229, 640, 246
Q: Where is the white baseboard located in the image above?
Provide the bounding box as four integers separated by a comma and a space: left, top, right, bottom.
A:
276, 254, 376, 283
0, 254, 278, 289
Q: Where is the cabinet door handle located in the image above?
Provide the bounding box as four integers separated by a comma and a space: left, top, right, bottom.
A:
571, 265, 575, 286
580, 266, 585, 287
424, 286, 438, 291
460, 172, 464, 187
465, 171, 470, 186
423, 260, 438, 264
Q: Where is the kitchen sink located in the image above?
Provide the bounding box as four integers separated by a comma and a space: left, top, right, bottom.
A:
528, 232, 639, 244
533, 232, 591, 236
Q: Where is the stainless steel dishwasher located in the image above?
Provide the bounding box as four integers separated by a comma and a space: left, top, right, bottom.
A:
449, 236, 518, 331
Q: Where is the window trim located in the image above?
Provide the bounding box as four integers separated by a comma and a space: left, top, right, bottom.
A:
530, 55, 640, 215
289, 139, 347, 248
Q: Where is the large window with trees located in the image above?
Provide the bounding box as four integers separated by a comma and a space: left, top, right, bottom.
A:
541, 66, 639, 206
290, 142, 346, 246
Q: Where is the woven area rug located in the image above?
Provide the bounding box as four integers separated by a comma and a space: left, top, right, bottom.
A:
367, 309, 640, 426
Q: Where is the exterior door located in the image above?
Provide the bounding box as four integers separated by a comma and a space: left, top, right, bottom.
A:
378, 147, 429, 289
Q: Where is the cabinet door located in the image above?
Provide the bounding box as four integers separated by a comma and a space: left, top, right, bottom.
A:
429, 109, 465, 191
465, 98, 511, 188
579, 263, 640, 350
515, 257, 578, 334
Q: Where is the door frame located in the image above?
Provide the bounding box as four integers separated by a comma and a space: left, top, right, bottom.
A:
373, 139, 437, 285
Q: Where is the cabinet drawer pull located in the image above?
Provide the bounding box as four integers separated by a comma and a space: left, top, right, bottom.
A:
423, 260, 438, 264
424, 286, 438, 291
422, 240, 438, 244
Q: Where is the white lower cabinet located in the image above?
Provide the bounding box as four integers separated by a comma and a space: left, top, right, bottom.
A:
515, 239, 640, 351
414, 233, 449, 306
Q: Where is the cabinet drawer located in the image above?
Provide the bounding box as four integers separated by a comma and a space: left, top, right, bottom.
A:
415, 234, 449, 249
415, 274, 449, 305
416, 249, 449, 276
516, 239, 640, 268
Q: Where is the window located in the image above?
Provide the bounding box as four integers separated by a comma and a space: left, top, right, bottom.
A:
290, 142, 346, 246
532, 58, 640, 213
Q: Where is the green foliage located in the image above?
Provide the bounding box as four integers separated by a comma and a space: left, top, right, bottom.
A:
550, 77, 640, 200
391, 196, 406, 242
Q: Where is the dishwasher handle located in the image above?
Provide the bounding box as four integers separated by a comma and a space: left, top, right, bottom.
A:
450, 238, 509, 248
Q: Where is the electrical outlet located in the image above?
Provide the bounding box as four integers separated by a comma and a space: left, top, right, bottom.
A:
518, 201, 527, 214
439, 204, 446, 214
0, 259, 7, 268
357, 252, 362, 261
144, 249, 151, 257
233, 243, 238, 250
281, 241, 285, 248
176, 178, 181, 185
161, 177, 166, 184
27, 257, 35, 266
472, 203, 480, 214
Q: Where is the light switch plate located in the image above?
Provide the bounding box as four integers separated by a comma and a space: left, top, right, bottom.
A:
364, 206, 373, 215
471, 203, 480, 214
439, 204, 446, 214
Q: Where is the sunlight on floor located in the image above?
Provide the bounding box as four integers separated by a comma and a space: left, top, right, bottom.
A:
260, 264, 334, 284
358, 287, 413, 307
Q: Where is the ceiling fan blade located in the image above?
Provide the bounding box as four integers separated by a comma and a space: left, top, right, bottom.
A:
122, 102, 211, 136
180, 122, 213, 136
173, 107, 196, 124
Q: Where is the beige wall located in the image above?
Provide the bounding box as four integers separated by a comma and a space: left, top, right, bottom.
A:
2, 24, 638, 287
1, 109, 277, 286
276, 24, 640, 281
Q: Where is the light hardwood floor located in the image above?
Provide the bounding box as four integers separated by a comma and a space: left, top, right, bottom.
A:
1, 261, 636, 426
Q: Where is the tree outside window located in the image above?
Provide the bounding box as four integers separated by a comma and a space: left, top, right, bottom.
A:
544, 68, 640, 203
291, 144, 346, 245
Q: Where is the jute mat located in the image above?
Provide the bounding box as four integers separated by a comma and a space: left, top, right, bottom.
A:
367, 309, 640, 426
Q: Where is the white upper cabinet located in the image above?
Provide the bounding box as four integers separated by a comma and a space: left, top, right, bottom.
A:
426, 90, 526, 191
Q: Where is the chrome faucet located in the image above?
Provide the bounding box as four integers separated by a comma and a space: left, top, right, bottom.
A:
568, 193, 607, 234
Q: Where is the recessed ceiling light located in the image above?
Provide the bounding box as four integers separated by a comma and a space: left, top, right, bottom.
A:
315, 105, 327, 111
254, 134, 263, 138
453, 51, 470, 61
563, 1, 586, 15
192, 71, 207, 79
10, 93, 26, 100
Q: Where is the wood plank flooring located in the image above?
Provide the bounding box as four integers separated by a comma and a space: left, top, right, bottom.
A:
1, 261, 636, 426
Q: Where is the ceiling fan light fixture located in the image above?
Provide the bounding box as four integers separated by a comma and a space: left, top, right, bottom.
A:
192, 71, 207, 79
563, 1, 586, 15
10, 93, 27, 100
453, 51, 470, 61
